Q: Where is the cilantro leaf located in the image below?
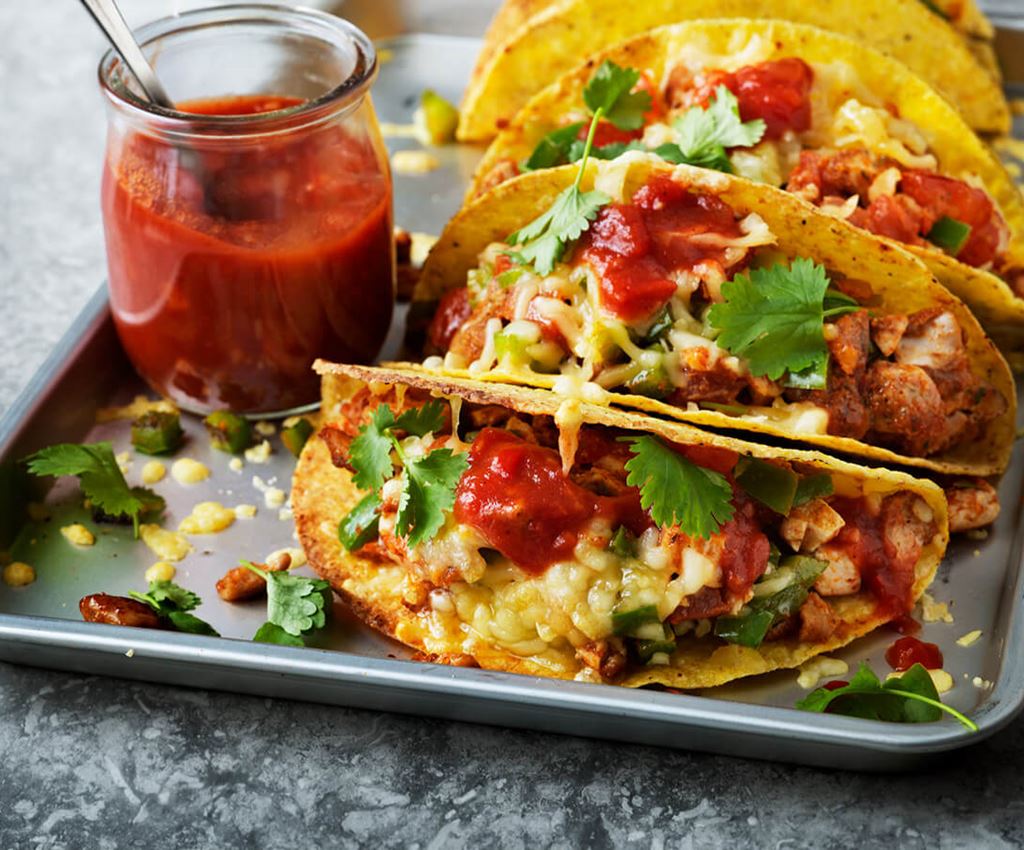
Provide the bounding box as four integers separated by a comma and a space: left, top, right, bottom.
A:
166, 611, 219, 636
24, 442, 146, 535
583, 60, 651, 130
507, 184, 609, 275
129, 579, 219, 636
245, 565, 333, 637
253, 621, 305, 647
796, 662, 978, 731
349, 405, 397, 492
523, 122, 586, 171
393, 399, 447, 437
671, 86, 765, 172
620, 436, 734, 539
396, 449, 469, 546
706, 259, 858, 383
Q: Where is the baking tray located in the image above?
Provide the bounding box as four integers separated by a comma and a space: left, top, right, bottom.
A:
3, 26, 1024, 771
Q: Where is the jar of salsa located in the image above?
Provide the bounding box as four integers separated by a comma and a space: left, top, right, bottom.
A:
98, 5, 394, 414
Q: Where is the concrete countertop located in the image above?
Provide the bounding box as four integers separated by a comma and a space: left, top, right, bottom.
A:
2, 2, 1023, 847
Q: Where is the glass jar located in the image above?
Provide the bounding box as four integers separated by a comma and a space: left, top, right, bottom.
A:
99, 5, 394, 415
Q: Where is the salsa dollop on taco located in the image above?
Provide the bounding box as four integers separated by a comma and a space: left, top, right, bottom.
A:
293, 364, 949, 688
469, 21, 1024, 352
412, 156, 1015, 476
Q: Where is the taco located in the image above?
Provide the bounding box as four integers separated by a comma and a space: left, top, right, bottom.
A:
457, 0, 1010, 142
292, 362, 949, 688
468, 20, 1024, 354
409, 156, 1015, 476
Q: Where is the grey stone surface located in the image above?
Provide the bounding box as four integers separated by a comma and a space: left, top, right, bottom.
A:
2, 2, 1024, 848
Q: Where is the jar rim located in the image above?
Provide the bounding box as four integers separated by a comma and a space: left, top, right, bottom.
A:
97, 3, 378, 137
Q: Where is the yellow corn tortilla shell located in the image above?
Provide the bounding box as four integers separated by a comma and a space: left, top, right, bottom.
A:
467, 19, 1024, 349
412, 156, 1017, 476
457, 0, 1009, 141
293, 362, 948, 690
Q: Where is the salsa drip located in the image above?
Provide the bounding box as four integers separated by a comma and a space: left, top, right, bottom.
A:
103, 94, 394, 413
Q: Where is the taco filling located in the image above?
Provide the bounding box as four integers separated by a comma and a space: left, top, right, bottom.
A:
478, 53, 1015, 284
426, 175, 1007, 461
320, 383, 943, 682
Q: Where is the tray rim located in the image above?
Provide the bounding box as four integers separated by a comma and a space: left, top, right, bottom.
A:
3, 286, 1024, 762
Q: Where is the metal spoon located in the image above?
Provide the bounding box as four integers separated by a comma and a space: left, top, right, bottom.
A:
78, 0, 175, 108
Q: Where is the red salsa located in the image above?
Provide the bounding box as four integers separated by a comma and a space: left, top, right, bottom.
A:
885, 636, 944, 671
681, 58, 814, 140
581, 177, 743, 321
102, 94, 394, 413
453, 429, 647, 574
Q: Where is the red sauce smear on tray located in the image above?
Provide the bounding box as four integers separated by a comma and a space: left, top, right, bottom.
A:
885, 636, 944, 671
102, 94, 393, 413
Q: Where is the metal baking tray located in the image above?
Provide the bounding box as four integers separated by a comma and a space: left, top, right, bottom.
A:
3, 25, 1024, 771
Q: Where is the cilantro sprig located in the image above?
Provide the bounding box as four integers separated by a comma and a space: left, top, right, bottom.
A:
129, 579, 219, 636
620, 435, 734, 539
797, 662, 978, 732
523, 75, 762, 176
706, 259, 860, 389
667, 86, 765, 172
346, 401, 468, 548
24, 442, 159, 536
243, 561, 332, 646
507, 61, 665, 274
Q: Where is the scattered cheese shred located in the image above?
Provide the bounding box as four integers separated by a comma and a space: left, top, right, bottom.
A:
140, 460, 166, 485
234, 504, 258, 519
391, 150, 440, 174
797, 656, 849, 690
920, 592, 954, 624
2, 562, 35, 587
60, 524, 95, 547
140, 524, 192, 562
178, 502, 236, 535
171, 458, 210, 485
144, 561, 176, 583
96, 395, 177, 422
244, 440, 272, 464
956, 630, 982, 648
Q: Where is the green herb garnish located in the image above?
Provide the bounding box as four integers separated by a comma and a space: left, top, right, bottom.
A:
706, 259, 860, 389
665, 86, 765, 173
797, 662, 978, 731
349, 402, 468, 546
129, 579, 219, 636
620, 435, 734, 539
244, 561, 332, 644
24, 442, 156, 536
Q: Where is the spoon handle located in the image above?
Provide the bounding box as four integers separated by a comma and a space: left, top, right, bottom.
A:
79, 0, 176, 108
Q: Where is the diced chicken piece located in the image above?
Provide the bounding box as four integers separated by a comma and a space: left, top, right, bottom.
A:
813, 545, 862, 597
827, 311, 870, 376
780, 499, 846, 553
798, 592, 839, 642
863, 362, 946, 456
870, 314, 909, 356
880, 493, 935, 590
576, 638, 627, 681
895, 310, 964, 371
946, 479, 1000, 533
